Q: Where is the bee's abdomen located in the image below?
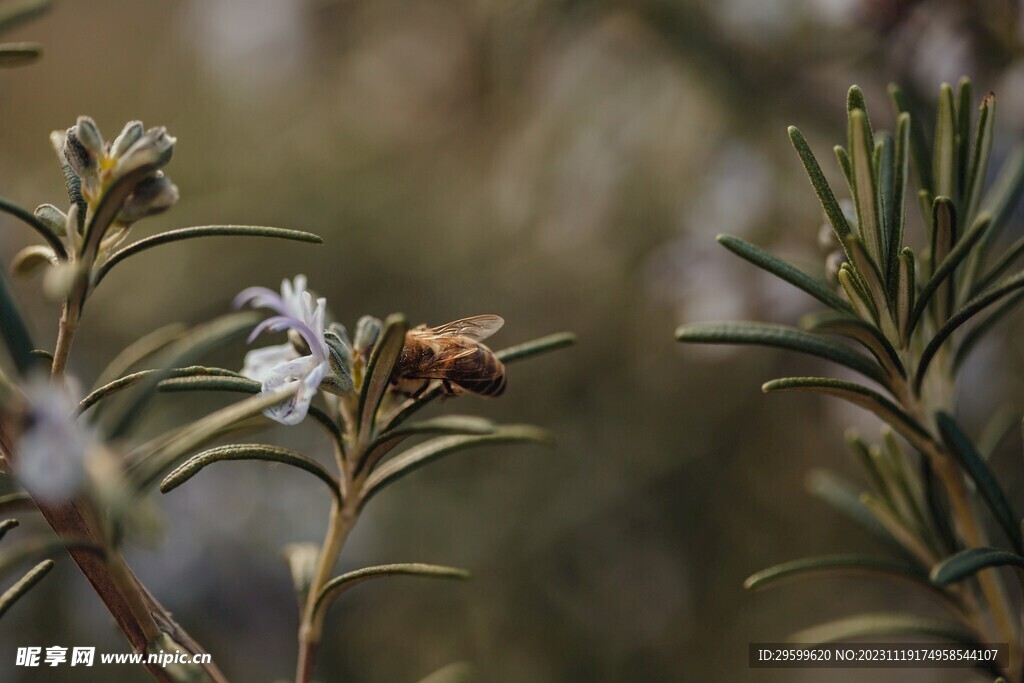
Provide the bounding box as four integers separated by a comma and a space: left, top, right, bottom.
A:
455, 351, 506, 396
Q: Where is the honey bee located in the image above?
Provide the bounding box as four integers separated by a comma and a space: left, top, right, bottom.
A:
391, 315, 507, 398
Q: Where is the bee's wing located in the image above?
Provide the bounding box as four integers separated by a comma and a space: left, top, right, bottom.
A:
404, 345, 482, 379
428, 315, 504, 341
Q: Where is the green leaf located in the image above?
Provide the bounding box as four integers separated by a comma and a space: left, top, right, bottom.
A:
842, 235, 892, 325
0, 493, 33, 515
0, 560, 53, 619
127, 387, 295, 491
803, 311, 904, 379
0, 519, 18, 543
359, 426, 551, 510
876, 132, 895, 256
154, 374, 345, 461
762, 377, 930, 445
956, 78, 973, 203
953, 290, 1024, 371
964, 92, 995, 224
839, 265, 878, 332
936, 412, 1023, 554
889, 83, 934, 196
788, 126, 853, 245
494, 331, 576, 363
927, 198, 957, 322
933, 83, 957, 202
888, 114, 910, 296
744, 554, 926, 590
357, 314, 408, 444
849, 109, 884, 265
312, 563, 470, 622
0, 270, 38, 376
896, 248, 915, 346
359, 416, 497, 475
159, 444, 340, 502
916, 269, 1024, 392
676, 322, 891, 389
965, 145, 1024, 295
716, 234, 853, 313
791, 612, 978, 645
78, 366, 243, 416
805, 469, 905, 552
931, 547, 1024, 586
10, 245, 56, 278
93, 226, 323, 285
910, 211, 991, 334
0, 42, 41, 67
92, 322, 187, 389
416, 663, 474, 683
156, 374, 260, 395
106, 312, 260, 438
0, 0, 52, 33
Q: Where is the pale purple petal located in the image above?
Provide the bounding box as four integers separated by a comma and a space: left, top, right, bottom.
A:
17, 375, 91, 503
260, 355, 328, 425
233, 286, 286, 313
240, 343, 299, 382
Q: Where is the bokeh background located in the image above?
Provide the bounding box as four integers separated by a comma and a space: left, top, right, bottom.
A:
1, 1, 1024, 681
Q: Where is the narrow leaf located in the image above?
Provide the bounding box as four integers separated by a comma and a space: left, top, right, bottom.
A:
916, 269, 1024, 392
0, 42, 41, 67
910, 211, 991, 334
956, 78, 972, 203
762, 377, 931, 445
0, 270, 37, 376
0, 519, 18, 543
92, 322, 187, 389
716, 234, 853, 312
78, 366, 243, 415
964, 92, 995, 224
93, 226, 323, 285
888, 114, 910, 296
931, 547, 1024, 586
849, 109, 884, 264
953, 290, 1024, 371
927, 197, 957, 322
128, 387, 294, 491
313, 563, 470, 621
0, 560, 53, 619
791, 612, 978, 645
159, 444, 340, 502
803, 311, 903, 380
360, 426, 551, 510
0, 0, 51, 33
936, 412, 1023, 554
889, 83, 934, 195
357, 314, 408, 444
107, 312, 260, 438
933, 83, 957, 202
788, 126, 853, 244
805, 469, 907, 552
495, 331, 576, 363
677, 322, 891, 389
359, 416, 497, 475
416, 663, 474, 683
744, 554, 931, 592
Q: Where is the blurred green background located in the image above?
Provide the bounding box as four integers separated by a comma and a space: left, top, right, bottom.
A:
2, 1, 1024, 681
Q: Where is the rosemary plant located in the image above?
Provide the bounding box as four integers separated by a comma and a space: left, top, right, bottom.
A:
678, 80, 1024, 682
0, 8, 574, 680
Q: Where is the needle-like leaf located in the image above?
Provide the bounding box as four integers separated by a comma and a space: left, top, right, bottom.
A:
0, 560, 53, 619
312, 563, 470, 622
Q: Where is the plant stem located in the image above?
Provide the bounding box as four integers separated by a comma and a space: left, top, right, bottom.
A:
33, 290, 230, 682
51, 298, 80, 379
295, 498, 358, 683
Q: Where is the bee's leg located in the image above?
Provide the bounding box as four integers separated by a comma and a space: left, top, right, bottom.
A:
409, 380, 430, 399
442, 380, 457, 395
